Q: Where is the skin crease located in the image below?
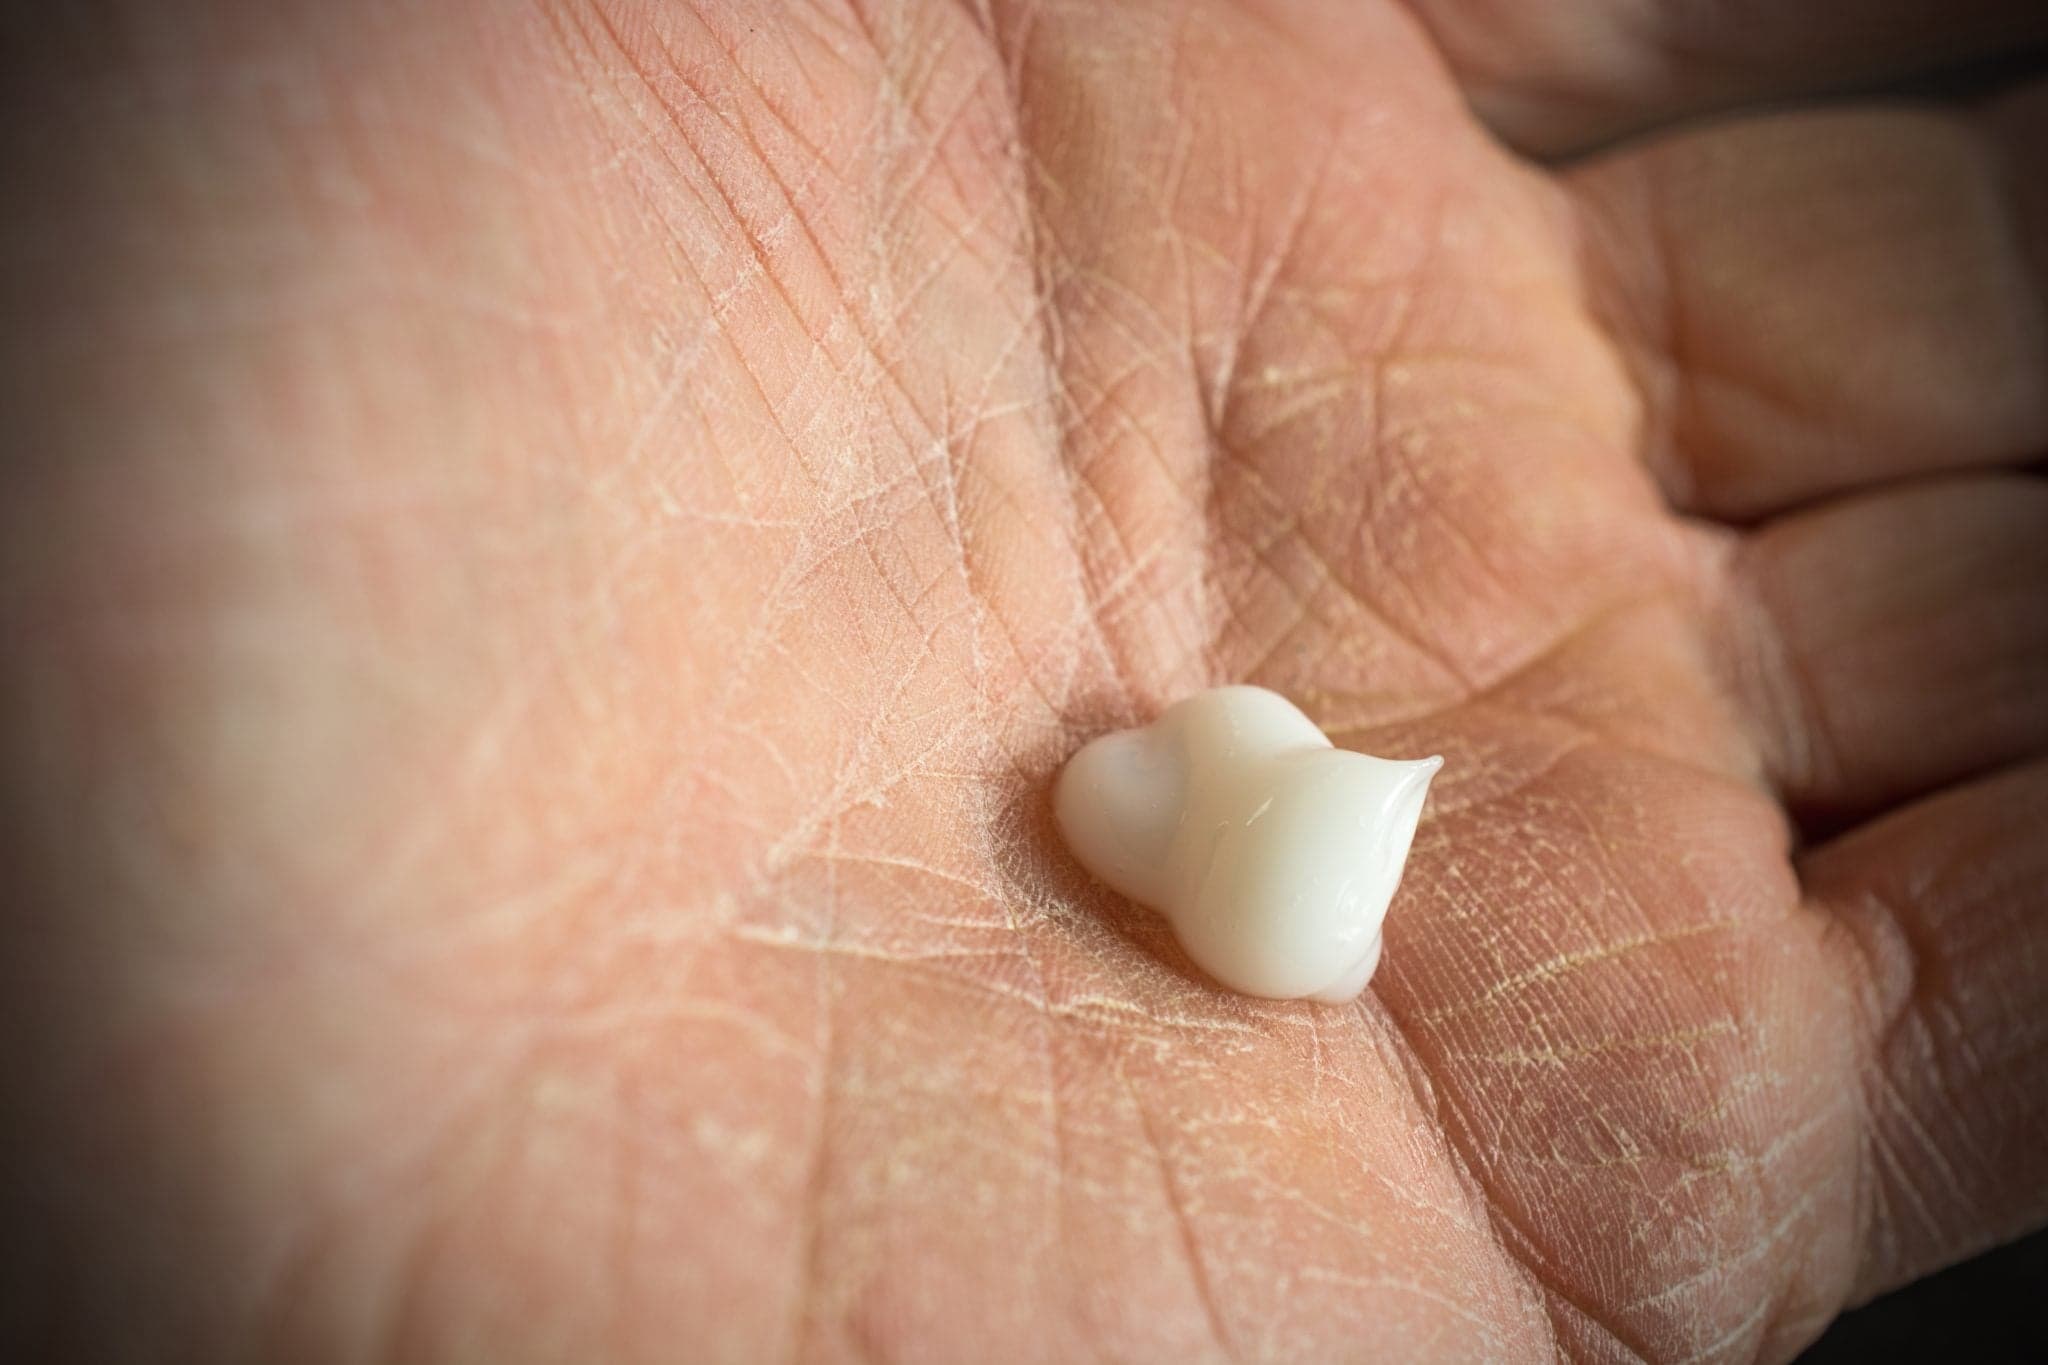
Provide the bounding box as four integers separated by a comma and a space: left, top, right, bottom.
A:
2, 1, 2047, 1362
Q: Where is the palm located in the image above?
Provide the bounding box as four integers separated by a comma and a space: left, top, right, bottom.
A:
9, 2, 2047, 1362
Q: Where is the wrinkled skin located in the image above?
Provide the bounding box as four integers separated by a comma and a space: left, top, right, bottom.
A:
5, 2, 2047, 1361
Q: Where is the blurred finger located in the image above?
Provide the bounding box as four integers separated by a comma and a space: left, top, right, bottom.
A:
1403, 0, 2048, 154
1572, 98, 2048, 519
1718, 475, 2048, 819
1803, 760, 2048, 1302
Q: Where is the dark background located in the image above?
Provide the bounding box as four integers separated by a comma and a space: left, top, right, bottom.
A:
1802, 1228, 2048, 1361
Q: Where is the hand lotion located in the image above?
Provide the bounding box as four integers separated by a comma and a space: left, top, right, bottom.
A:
1054, 686, 1440, 1004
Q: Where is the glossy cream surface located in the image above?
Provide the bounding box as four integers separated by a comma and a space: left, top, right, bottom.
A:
1054, 686, 1441, 1004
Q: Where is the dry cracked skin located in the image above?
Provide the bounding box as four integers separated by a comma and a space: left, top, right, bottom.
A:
3, 2, 2047, 1361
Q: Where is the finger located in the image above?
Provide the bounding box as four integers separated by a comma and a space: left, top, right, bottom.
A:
1802, 759, 2048, 1303
1403, 0, 2048, 155
1716, 475, 2048, 821
1571, 97, 2048, 519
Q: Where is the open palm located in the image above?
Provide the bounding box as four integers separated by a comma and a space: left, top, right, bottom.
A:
7, 2, 2047, 1361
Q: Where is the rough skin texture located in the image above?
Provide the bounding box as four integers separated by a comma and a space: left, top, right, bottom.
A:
3, 2, 2046, 1361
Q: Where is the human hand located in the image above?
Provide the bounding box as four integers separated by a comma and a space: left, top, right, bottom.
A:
5, 2, 2044, 1360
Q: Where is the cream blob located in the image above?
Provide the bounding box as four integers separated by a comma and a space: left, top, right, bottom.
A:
1054, 686, 1441, 1004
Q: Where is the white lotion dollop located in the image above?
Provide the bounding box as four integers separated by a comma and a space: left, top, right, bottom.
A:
1054, 686, 1441, 1004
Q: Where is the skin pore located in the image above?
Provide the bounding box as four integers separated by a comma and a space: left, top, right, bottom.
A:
4, 2, 2047, 1361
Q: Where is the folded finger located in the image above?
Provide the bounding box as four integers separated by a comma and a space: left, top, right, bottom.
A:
1803, 759, 2048, 1302
1405, 0, 2048, 154
1573, 97, 2048, 519
1718, 474, 2048, 819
